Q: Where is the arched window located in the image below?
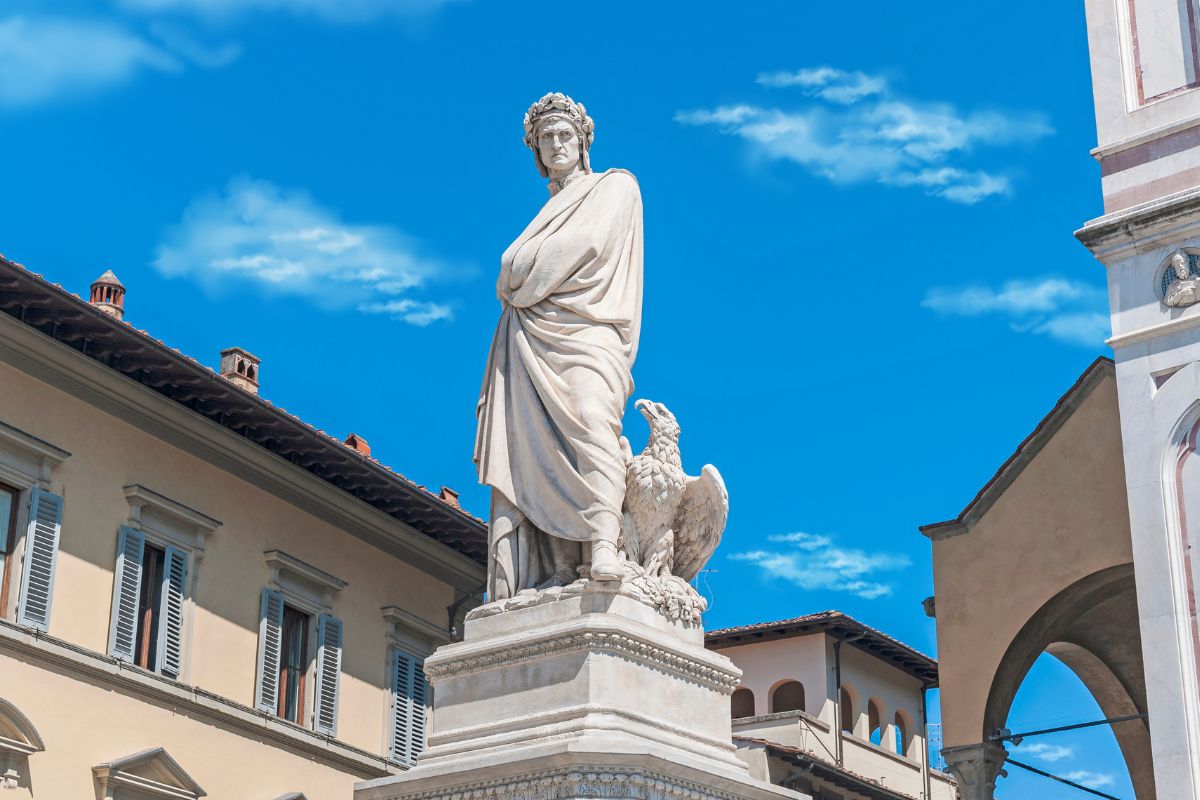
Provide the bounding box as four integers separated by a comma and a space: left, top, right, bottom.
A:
839, 686, 854, 733
894, 710, 911, 756
868, 699, 884, 745
770, 680, 805, 714
731, 687, 755, 719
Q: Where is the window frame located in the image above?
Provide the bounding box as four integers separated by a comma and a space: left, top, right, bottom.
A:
108, 524, 195, 679
116, 484, 219, 682
381, 606, 448, 763
388, 645, 429, 766
255, 551, 347, 733
0, 482, 21, 617
278, 603, 311, 725
133, 541, 167, 672
0, 420, 68, 623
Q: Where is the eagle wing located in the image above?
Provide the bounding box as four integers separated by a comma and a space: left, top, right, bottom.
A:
671, 464, 728, 582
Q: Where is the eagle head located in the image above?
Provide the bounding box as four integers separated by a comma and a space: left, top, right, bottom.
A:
635, 399, 681, 440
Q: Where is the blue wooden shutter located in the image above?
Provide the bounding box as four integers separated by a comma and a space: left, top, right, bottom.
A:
313, 614, 343, 736
157, 546, 188, 679
107, 526, 146, 662
412, 657, 428, 758
255, 588, 285, 713
390, 649, 428, 765
16, 488, 63, 632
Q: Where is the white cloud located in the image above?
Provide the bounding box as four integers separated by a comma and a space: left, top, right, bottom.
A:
120, 0, 460, 22
729, 531, 910, 600
757, 66, 887, 104
0, 16, 175, 107
1061, 771, 1115, 789
1013, 742, 1074, 763
148, 22, 242, 68
153, 178, 454, 324
0, 15, 238, 108
676, 67, 1052, 205
921, 278, 1108, 347
1030, 312, 1111, 347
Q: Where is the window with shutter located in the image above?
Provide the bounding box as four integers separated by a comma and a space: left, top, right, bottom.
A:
16, 488, 63, 632
108, 527, 192, 679
255, 588, 286, 714
313, 614, 342, 736
390, 648, 428, 765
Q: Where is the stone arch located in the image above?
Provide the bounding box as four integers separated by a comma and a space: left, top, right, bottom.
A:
894, 707, 914, 757
981, 564, 1154, 799
730, 687, 755, 719
0, 697, 44, 790
867, 697, 886, 746
768, 679, 805, 714
839, 682, 859, 735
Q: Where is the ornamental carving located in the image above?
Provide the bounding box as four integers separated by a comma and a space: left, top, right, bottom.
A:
380, 765, 750, 800
422, 631, 740, 694
1162, 249, 1200, 308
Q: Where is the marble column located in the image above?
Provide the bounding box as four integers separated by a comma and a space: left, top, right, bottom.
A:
941, 742, 1007, 800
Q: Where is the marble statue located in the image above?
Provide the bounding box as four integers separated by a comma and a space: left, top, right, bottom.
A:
1165, 250, 1200, 308
475, 92, 644, 600
359, 93, 784, 800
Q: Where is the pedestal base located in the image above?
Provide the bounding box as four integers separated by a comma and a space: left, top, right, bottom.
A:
355, 581, 800, 800
356, 739, 801, 800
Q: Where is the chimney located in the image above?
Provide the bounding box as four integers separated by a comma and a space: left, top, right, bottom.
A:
219, 347, 260, 394
89, 270, 126, 320
439, 486, 461, 508
343, 433, 371, 456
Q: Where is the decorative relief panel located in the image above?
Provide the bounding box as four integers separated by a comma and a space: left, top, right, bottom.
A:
1160, 250, 1200, 308
384, 766, 752, 800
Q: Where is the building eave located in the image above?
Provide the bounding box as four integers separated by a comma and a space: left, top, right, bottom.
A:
706, 611, 938, 686
0, 256, 487, 582
1077, 184, 1200, 261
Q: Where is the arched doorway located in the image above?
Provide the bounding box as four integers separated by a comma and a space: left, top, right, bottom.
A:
961, 565, 1154, 799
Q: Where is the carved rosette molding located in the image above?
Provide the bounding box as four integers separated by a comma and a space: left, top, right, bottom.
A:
382, 766, 749, 800
423, 632, 739, 694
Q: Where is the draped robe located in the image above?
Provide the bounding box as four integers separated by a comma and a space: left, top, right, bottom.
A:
475, 169, 644, 592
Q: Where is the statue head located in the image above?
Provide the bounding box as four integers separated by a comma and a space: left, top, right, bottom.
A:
523, 92, 594, 179
1172, 250, 1191, 281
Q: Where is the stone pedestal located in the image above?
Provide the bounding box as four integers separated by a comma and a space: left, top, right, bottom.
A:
356, 582, 802, 800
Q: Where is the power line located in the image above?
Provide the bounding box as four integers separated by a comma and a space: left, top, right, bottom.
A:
993, 714, 1146, 746
1005, 757, 1123, 800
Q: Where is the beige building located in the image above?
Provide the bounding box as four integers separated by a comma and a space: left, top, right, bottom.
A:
927, 0, 1200, 794
922, 359, 1151, 798
708, 612, 956, 800
0, 257, 487, 799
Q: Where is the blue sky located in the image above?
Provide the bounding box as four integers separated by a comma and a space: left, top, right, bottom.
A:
0, 0, 1129, 796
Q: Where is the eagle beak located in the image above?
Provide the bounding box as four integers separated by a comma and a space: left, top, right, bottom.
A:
635, 399, 655, 420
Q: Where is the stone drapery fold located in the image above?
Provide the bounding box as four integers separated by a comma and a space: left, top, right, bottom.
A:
475, 169, 643, 543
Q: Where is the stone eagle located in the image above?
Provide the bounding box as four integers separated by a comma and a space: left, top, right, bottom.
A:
619, 400, 728, 581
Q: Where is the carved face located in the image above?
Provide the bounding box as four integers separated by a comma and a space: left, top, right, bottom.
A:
536, 119, 581, 177
1174, 252, 1191, 281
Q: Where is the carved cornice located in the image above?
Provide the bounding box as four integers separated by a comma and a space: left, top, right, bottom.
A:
382, 765, 752, 800
423, 632, 739, 694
